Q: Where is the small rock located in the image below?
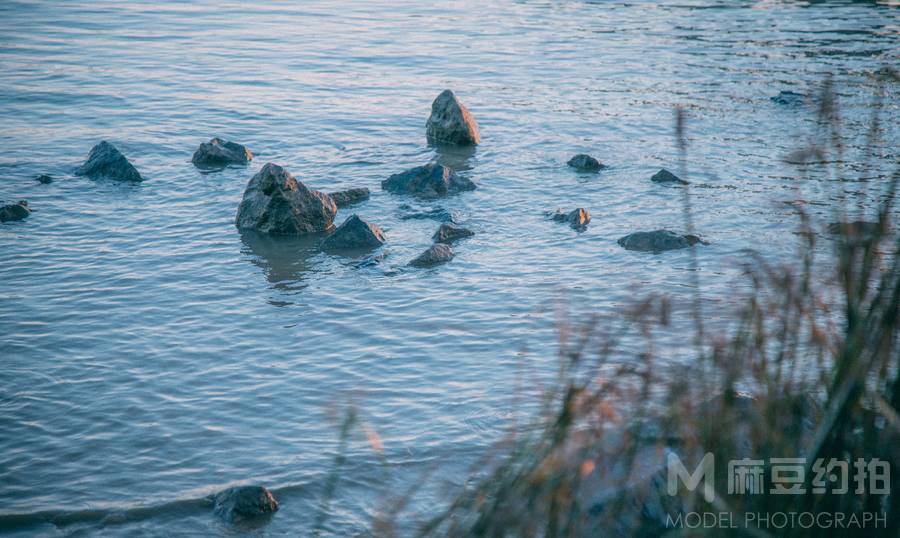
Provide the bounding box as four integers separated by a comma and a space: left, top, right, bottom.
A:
567, 154, 606, 172
382, 163, 476, 199
426, 89, 480, 146
432, 223, 474, 244
409, 243, 454, 267
398, 204, 459, 223
35, 174, 53, 184
328, 187, 370, 208
354, 251, 390, 268
213, 485, 278, 524
74, 141, 142, 181
0, 200, 30, 223
322, 214, 386, 250
650, 169, 688, 185
551, 208, 591, 230
192, 138, 252, 168
618, 230, 707, 252
235, 163, 336, 235
771, 90, 807, 106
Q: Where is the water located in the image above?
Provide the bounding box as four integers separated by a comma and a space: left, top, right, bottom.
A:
0, 0, 897, 535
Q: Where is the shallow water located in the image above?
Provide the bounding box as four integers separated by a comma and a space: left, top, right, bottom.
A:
0, 0, 898, 535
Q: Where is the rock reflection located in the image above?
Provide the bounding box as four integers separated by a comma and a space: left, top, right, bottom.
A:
240, 231, 323, 301
433, 143, 476, 172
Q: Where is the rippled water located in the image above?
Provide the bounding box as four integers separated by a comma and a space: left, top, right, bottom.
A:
0, 0, 898, 535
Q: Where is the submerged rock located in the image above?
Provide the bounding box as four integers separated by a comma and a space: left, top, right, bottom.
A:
567, 154, 606, 172
322, 214, 386, 250
409, 243, 454, 267
650, 169, 688, 185
398, 204, 459, 223
235, 163, 336, 235
551, 208, 591, 230
426, 89, 480, 146
382, 163, 476, 198
213, 485, 278, 524
0, 200, 30, 223
192, 137, 252, 168
75, 141, 142, 181
432, 223, 474, 244
35, 174, 53, 184
618, 230, 707, 252
771, 90, 807, 106
328, 187, 370, 208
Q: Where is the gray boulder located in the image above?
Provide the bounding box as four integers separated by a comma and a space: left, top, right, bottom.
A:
35, 174, 53, 184
192, 138, 252, 168
382, 163, 476, 199
328, 187, 370, 208
650, 169, 688, 185
322, 214, 386, 250
0, 200, 30, 223
75, 141, 142, 181
567, 154, 605, 172
432, 223, 474, 244
426, 90, 480, 146
551, 208, 591, 230
213, 485, 278, 524
618, 230, 707, 252
409, 243, 454, 267
235, 163, 336, 235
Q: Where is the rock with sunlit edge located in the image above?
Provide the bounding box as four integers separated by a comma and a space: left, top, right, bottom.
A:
213, 485, 278, 524
192, 138, 252, 168
75, 141, 142, 181
426, 89, 480, 146
322, 214, 385, 250
550, 208, 591, 230
235, 163, 336, 235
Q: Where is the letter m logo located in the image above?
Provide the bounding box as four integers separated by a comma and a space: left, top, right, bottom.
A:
668, 452, 715, 503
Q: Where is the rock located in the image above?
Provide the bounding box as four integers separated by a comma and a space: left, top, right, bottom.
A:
322, 214, 386, 250
235, 163, 337, 235
771, 90, 807, 106
409, 243, 454, 267
35, 174, 53, 184
618, 230, 707, 252
550, 208, 591, 230
213, 486, 278, 523
432, 223, 474, 244
426, 89, 480, 146
328, 187, 370, 208
650, 169, 688, 185
0, 200, 30, 223
354, 251, 390, 268
827, 220, 887, 244
398, 204, 459, 223
74, 141, 142, 181
192, 138, 252, 168
382, 163, 476, 199
567, 154, 606, 172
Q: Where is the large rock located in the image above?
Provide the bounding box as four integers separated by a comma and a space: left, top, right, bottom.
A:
382, 163, 476, 199
409, 243, 454, 267
322, 214, 386, 250
426, 90, 480, 146
192, 137, 252, 168
432, 223, 474, 244
213, 485, 278, 523
618, 230, 707, 252
235, 163, 336, 235
328, 187, 370, 208
75, 141, 142, 181
551, 208, 591, 230
567, 154, 606, 172
0, 200, 30, 223
650, 169, 688, 185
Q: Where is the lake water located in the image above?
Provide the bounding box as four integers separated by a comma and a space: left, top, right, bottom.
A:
0, 0, 897, 535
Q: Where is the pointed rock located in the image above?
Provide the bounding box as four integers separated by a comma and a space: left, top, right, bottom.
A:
0, 200, 30, 223
235, 163, 336, 235
409, 243, 454, 267
567, 154, 605, 172
75, 141, 142, 181
618, 230, 707, 252
322, 214, 386, 250
650, 169, 688, 185
382, 163, 475, 199
551, 208, 591, 230
426, 90, 480, 146
432, 223, 474, 244
213, 485, 278, 524
328, 187, 370, 208
192, 138, 252, 168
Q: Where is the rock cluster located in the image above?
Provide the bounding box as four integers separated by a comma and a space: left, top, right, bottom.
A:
551, 208, 591, 230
